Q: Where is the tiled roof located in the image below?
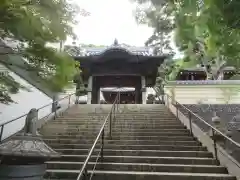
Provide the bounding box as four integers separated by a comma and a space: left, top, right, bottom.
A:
81, 45, 153, 57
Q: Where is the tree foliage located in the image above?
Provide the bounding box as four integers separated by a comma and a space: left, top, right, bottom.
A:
133, 0, 240, 81
174, 0, 240, 79
0, 0, 87, 103
133, 0, 175, 55
64, 45, 83, 57
0, 72, 30, 104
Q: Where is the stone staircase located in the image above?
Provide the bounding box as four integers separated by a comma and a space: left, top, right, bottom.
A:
42, 104, 236, 180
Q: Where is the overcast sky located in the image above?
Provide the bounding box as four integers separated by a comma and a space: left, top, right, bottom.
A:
66, 0, 153, 46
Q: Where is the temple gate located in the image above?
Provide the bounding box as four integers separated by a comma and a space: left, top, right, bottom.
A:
73, 40, 166, 104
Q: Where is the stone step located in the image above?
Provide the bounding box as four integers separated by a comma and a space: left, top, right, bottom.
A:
43, 127, 189, 133
45, 170, 236, 180
40, 128, 189, 135
42, 131, 191, 137
44, 139, 201, 146
63, 112, 172, 114
61, 112, 174, 114
42, 128, 190, 134
65, 111, 170, 113
70, 110, 171, 113
63, 114, 175, 117
112, 129, 190, 133
55, 118, 178, 122
46, 123, 182, 127
41, 105, 236, 180
48, 144, 207, 151
61, 116, 176, 119
50, 155, 218, 165
57, 116, 176, 119
43, 135, 195, 141
46, 161, 227, 174
50, 120, 180, 124
44, 124, 186, 129
52, 149, 213, 158
62, 111, 172, 114
61, 116, 176, 120
42, 127, 188, 133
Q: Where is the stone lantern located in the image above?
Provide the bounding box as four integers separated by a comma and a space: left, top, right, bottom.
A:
0, 108, 60, 180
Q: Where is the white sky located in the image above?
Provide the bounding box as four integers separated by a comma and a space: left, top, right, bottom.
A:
67, 0, 153, 46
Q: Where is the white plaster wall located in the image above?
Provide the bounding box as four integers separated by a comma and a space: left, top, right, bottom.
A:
165, 84, 240, 104
0, 64, 76, 140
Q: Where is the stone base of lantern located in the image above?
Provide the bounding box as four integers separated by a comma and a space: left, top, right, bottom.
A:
0, 164, 46, 180
0, 108, 60, 180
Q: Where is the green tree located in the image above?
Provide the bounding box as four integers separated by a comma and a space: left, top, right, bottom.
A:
0, 0, 89, 103
0, 72, 30, 104
133, 0, 240, 80
155, 57, 180, 96
64, 45, 83, 56
173, 0, 240, 79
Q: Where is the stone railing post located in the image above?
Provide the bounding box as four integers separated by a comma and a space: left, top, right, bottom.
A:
52, 94, 59, 113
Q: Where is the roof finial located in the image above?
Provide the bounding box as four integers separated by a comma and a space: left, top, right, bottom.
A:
113, 38, 119, 46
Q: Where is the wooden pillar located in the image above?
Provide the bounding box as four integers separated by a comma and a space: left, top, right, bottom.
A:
135, 78, 141, 104
141, 76, 147, 104
87, 76, 92, 104
91, 76, 100, 104
97, 87, 101, 104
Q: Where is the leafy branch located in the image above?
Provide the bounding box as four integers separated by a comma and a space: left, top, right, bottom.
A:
0, 0, 88, 104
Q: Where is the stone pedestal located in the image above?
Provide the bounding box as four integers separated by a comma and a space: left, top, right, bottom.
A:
0, 160, 46, 180
0, 109, 60, 180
